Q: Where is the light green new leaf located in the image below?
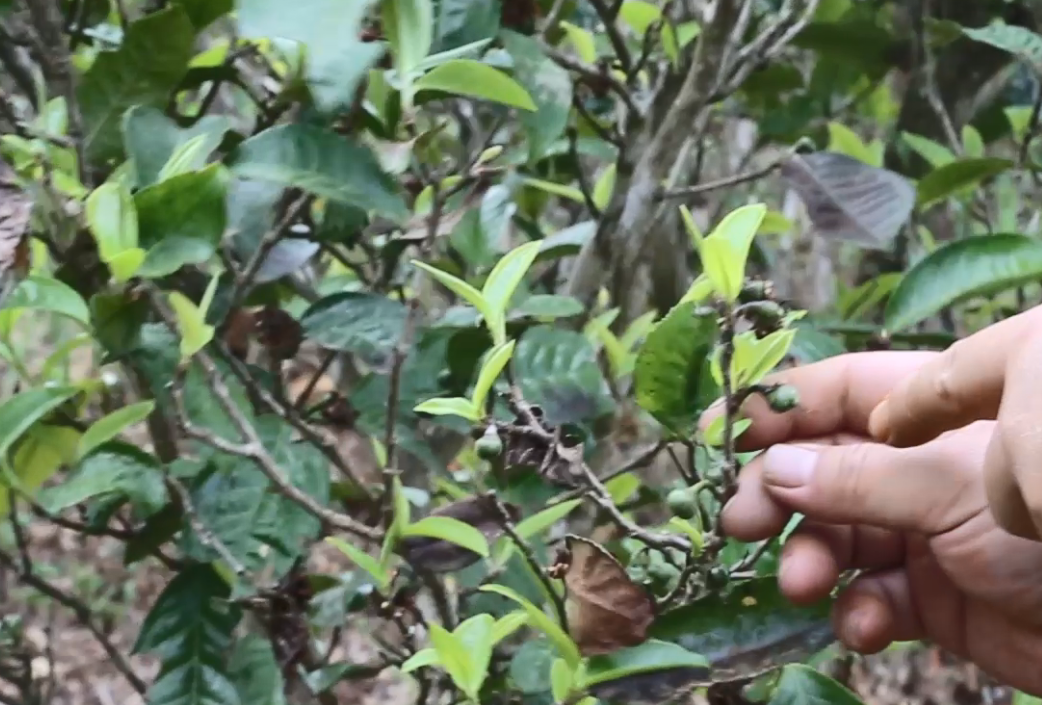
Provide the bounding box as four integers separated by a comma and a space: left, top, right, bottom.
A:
455, 614, 496, 697
550, 658, 574, 702
482, 240, 542, 343
962, 125, 984, 159
827, 122, 876, 166
403, 516, 490, 558
703, 413, 752, 447
326, 536, 392, 592
699, 238, 742, 304
168, 291, 215, 363
560, 21, 596, 63
415, 59, 536, 110
733, 328, 796, 387
593, 163, 616, 211
706, 203, 767, 279
401, 648, 440, 673
491, 611, 528, 644
516, 499, 582, 539
86, 180, 139, 262
429, 623, 474, 699
78, 401, 156, 459
413, 396, 480, 421
384, 0, 435, 108
412, 260, 492, 324
901, 132, 955, 169
618, 0, 662, 35
156, 133, 213, 181
916, 157, 1013, 208
472, 340, 516, 412
479, 584, 581, 667
522, 176, 585, 202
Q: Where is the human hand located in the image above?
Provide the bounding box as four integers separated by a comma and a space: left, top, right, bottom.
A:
702, 352, 1042, 695
866, 306, 1042, 542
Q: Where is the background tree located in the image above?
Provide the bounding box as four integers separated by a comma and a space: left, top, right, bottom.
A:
2, 0, 1042, 704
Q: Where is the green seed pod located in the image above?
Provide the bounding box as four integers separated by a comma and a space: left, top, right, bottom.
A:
666, 488, 698, 520
766, 384, 800, 413
475, 425, 504, 460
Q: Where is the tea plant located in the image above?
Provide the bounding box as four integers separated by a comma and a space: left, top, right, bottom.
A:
4, 0, 1042, 704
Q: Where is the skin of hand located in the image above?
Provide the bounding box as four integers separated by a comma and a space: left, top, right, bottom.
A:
866, 306, 1042, 542
700, 351, 1042, 695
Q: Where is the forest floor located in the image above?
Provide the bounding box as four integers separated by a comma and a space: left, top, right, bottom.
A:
0, 519, 1017, 705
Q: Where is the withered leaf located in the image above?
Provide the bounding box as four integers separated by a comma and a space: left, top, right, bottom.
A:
255, 305, 304, 360
780, 151, 915, 250
503, 416, 587, 489
587, 667, 711, 705
399, 494, 520, 573
553, 535, 655, 656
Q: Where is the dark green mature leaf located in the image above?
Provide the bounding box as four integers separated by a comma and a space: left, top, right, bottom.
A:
173, 0, 233, 28
228, 635, 287, 705
228, 124, 407, 219
179, 455, 269, 566
769, 664, 864, 705
434, 0, 500, 51
91, 291, 150, 359
251, 416, 331, 560
512, 325, 615, 426
134, 163, 229, 278
510, 639, 557, 694
963, 23, 1042, 72
300, 292, 408, 364
78, 6, 196, 164
38, 442, 168, 517
134, 564, 241, 705
122, 106, 232, 187
584, 641, 711, 705
225, 178, 284, 255
501, 31, 572, 163
237, 0, 383, 112
916, 157, 1013, 207
633, 301, 717, 435
884, 233, 1042, 332
536, 221, 595, 262
790, 323, 847, 363
651, 578, 834, 684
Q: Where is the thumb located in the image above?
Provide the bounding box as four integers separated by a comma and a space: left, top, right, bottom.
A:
757, 440, 979, 535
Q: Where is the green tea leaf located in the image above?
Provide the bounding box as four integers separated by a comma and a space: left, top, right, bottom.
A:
885, 234, 1042, 331
482, 240, 542, 343
301, 292, 407, 362
0, 386, 79, 461
634, 301, 717, 435
133, 564, 241, 705
169, 291, 215, 363
39, 442, 168, 517
403, 516, 490, 558
85, 180, 139, 265
480, 584, 581, 667
769, 664, 864, 705
963, 22, 1042, 72
415, 59, 536, 110
229, 124, 407, 219
472, 340, 515, 412
501, 31, 573, 162
916, 157, 1013, 208
327, 536, 392, 591
429, 623, 475, 698
78, 401, 156, 459
413, 260, 492, 324
78, 6, 196, 164
2, 274, 90, 328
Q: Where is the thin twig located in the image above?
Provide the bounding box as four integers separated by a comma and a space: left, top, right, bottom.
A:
167, 475, 247, 575
588, 0, 633, 73
657, 161, 780, 200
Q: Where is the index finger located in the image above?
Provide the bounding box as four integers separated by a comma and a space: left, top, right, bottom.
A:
867, 308, 1042, 448
700, 351, 937, 451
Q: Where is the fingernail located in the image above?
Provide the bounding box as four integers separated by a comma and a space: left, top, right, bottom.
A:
763, 445, 817, 488
868, 398, 891, 442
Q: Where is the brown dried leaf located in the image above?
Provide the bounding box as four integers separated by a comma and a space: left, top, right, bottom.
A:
780, 151, 915, 250
553, 535, 655, 656
399, 494, 520, 573
255, 305, 303, 360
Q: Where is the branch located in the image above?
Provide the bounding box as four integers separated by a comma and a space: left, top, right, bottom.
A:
657, 161, 780, 200
0, 547, 147, 694
588, 0, 632, 74
543, 43, 641, 118
150, 291, 382, 541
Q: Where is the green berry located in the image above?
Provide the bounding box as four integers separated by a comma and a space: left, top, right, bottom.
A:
475, 426, 503, 460
766, 384, 799, 413
666, 488, 698, 520
706, 565, 729, 588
